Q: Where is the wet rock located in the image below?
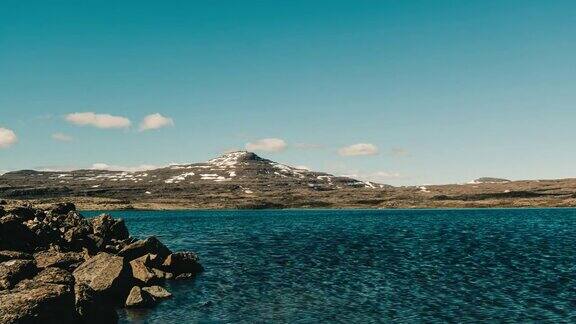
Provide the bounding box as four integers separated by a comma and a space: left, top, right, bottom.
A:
118, 236, 171, 262
73, 252, 129, 299
162, 252, 203, 276
142, 285, 172, 299
75, 283, 119, 324
125, 286, 155, 308
34, 250, 85, 270
0, 250, 33, 262
0, 259, 37, 290
129, 258, 158, 285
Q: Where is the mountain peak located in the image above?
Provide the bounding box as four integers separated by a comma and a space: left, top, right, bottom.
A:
207, 151, 263, 167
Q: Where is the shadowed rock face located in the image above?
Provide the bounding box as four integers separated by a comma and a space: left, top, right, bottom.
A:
0, 203, 203, 323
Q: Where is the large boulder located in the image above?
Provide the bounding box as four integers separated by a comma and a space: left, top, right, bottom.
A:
125, 286, 155, 308
74, 283, 119, 324
0, 281, 75, 323
0, 215, 40, 252
0, 259, 37, 290
34, 250, 85, 270
91, 214, 129, 242
162, 252, 203, 276
118, 237, 171, 262
73, 252, 129, 299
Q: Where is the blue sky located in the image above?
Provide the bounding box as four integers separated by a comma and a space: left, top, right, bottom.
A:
1, 0, 575, 185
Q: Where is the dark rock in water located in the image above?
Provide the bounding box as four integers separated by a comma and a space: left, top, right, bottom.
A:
50, 202, 76, 215
125, 286, 155, 308
142, 285, 172, 299
162, 252, 203, 276
0, 281, 75, 323
0, 250, 33, 262
75, 283, 119, 324
0, 259, 37, 290
0, 215, 40, 252
91, 214, 129, 243
118, 236, 172, 262
73, 252, 129, 299
34, 250, 85, 270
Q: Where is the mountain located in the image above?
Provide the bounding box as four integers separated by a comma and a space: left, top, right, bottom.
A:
0, 151, 388, 209
2, 151, 576, 209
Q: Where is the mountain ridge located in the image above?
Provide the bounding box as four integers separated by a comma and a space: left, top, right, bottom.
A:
2, 151, 576, 210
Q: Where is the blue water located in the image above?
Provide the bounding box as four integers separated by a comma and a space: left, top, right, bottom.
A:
84, 209, 576, 323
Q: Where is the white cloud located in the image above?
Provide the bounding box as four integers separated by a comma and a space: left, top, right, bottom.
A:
90, 163, 160, 172
139, 113, 174, 131
65, 112, 131, 129
51, 133, 74, 142
245, 138, 287, 152
338, 143, 379, 156
0, 128, 17, 148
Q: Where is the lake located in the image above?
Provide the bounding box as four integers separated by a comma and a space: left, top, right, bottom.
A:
85, 209, 576, 323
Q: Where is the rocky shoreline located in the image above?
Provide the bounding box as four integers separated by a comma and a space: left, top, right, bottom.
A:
0, 201, 202, 323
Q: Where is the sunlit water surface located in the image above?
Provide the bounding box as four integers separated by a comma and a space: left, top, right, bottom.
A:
84, 209, 576, 323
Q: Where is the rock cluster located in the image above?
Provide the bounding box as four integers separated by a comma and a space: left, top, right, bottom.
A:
0, 203, 203, 323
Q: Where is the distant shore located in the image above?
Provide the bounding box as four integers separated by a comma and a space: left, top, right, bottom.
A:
5, 194, 576, 211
